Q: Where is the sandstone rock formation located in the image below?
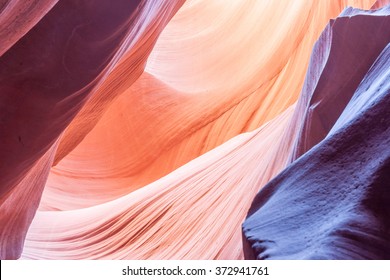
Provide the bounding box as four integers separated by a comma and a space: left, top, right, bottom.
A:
1, 0, 388, 260
243, 43, 390, 259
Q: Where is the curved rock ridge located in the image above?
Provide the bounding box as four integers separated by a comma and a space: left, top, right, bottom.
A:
0, 0, 58, 56
40, 0, 377, 211
22, 106, 295, 259
0, 0, 185, 259
287, 4, 390, 161
53, 0, 186, 165
0, 141, 58, 259
23, 3, 389, 260
1, 0, 387, 260
243, 39, 390, 259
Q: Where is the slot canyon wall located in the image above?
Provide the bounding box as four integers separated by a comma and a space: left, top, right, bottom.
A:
0, 0, 389, 259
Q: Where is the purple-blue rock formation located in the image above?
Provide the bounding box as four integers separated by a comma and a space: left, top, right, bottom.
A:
243, 7, 390, 260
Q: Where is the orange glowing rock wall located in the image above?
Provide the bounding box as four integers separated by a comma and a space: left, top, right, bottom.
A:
1, 0, 385, 259
42, 0, 377, 210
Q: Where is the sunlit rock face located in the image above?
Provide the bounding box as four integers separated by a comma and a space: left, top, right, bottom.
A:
1, 0, 388, 260
243, 7, 390, 260
40, 0, 379, 211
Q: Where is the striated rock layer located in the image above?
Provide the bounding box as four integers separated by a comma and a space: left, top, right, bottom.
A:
0, 0, 185, 259
1, 0, 389, 260
0, 0, 58, 56
41, 0, 377, 210
243, 7, 390, 259
22, 107, 295, 259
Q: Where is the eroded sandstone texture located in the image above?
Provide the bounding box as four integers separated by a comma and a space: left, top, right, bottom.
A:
1, 0, 389, 259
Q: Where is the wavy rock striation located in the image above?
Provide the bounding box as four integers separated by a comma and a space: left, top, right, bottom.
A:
1, 0, 388, 260
243, 6, 390, 259
40, 0, 376, 211
0, 0, 184, 259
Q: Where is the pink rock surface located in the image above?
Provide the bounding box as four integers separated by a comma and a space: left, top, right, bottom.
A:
0, 0, 184, 259
0, 0, 58, 56
42, 0, 377, 211
371, 0, 390, 8
1, 0, 387, 260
